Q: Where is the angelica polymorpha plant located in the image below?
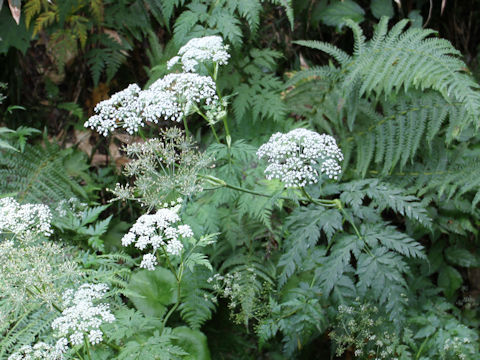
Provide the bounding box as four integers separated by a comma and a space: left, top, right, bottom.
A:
84, 36, 230, 143
122, 199, 216, 332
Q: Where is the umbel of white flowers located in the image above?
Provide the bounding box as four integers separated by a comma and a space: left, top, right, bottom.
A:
0, 197, 52, 239
167, 35, 230, 72
257, 128, 344, 188
51, 283, 115, 347
121, 200, 194, 270
84, 36, 229, 136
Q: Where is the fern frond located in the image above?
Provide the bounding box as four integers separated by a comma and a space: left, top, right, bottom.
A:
340, 179, 432, 227
179, 268, 216, 329
0, 144, 87, 206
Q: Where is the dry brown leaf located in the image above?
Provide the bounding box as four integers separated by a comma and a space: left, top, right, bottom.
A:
8, 0, 21, 25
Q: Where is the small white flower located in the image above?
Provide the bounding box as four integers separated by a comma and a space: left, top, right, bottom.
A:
140, 253, 158, 271
257, 128, 343, 188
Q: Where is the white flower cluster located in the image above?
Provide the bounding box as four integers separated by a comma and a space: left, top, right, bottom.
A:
122, 202, 193, 270
256, 128, 344, 188
8, 341, 67, 360
85, 36, 230, 137
84, 84, 143, 136
146, 73, 219, 121
167, 36, 230, 72
85, 74, 219, 136
51, 283, 114, 347
0, 197, 52, 239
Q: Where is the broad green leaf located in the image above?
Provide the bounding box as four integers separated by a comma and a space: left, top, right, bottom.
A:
438, 266, 463, 298
320, 0, 365, 29
371, 0, 394, 19
126, 267, 177, 318
445, 247, 480, 268
0, 5, 32, 54
172, 327, 211, 360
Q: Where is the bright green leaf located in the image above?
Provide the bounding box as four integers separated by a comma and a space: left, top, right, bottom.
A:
126, 267, 177, 318
172, 327, 211, 360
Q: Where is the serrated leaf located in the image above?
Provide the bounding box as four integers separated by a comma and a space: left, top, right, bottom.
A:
184, 252, 212, 272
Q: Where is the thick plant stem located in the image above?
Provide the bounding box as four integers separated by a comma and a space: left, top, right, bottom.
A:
84, 337, 93, 360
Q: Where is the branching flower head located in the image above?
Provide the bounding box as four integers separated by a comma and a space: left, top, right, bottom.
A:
121, 200, 194, 270
0, 197, 53, 239
114, 127, 211, 207
167, 35, 230, 72
8, 341, 67, 360
51, 283, 114, 347
256, 128, 343, 188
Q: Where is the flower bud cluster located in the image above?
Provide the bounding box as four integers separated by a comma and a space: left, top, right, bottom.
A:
51, 283, 114, 347
0, 197, 52, 239
256, 128, 343, 188
167, 36, 230, 72
121, 201, 193, 270
8, 341, 67, 360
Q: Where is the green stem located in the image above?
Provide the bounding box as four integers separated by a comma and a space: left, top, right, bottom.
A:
159, 246, 187, 332
200, 175, 338, 206
84, 337, 93, 360
183, 116, 190, 137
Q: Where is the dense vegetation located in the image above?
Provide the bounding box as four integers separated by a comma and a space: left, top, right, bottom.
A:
1, 0, 480, 359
